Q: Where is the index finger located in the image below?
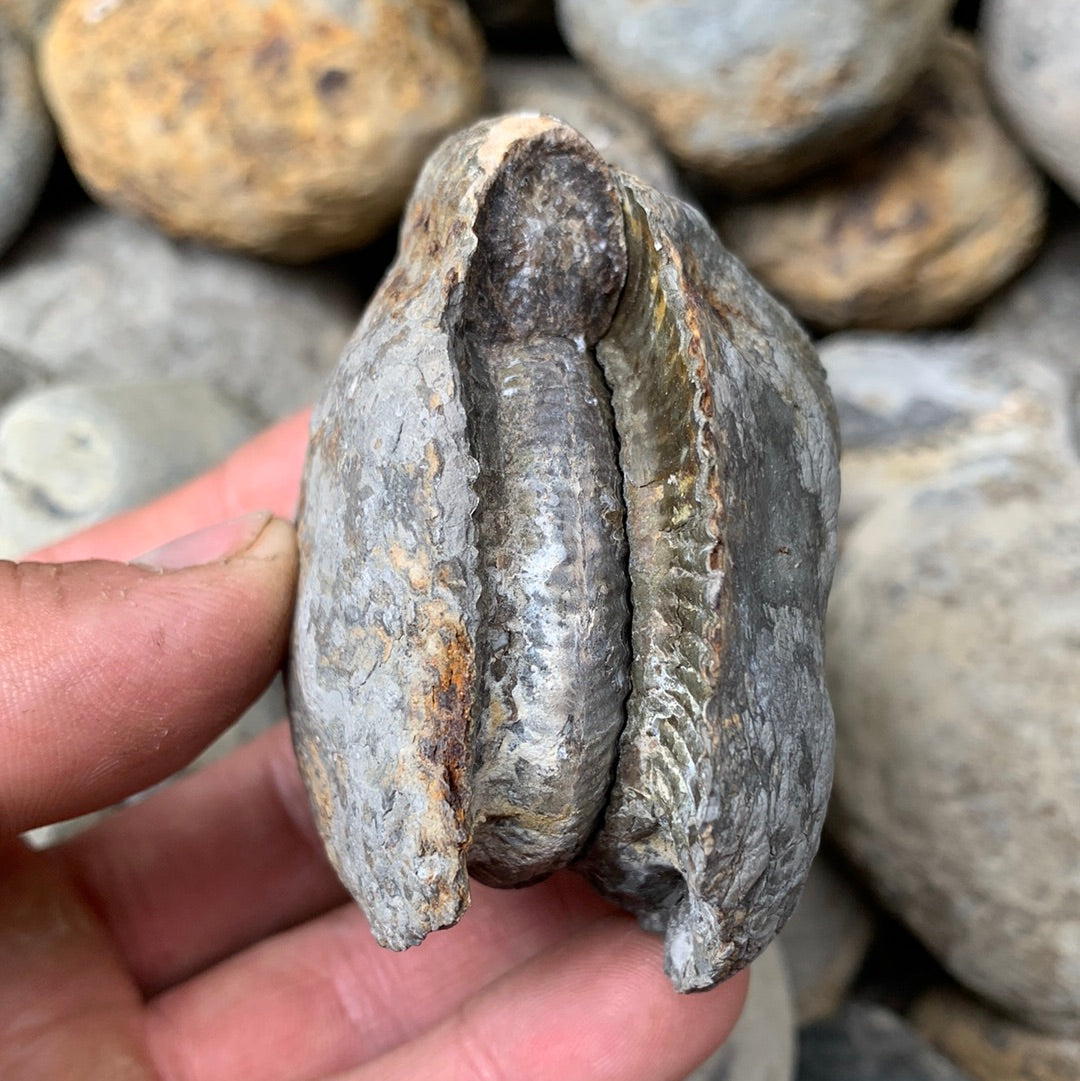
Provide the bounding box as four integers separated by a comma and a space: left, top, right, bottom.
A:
30, 407, 313, 563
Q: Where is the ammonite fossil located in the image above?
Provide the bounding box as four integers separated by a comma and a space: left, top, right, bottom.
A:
288, 115, 840, 991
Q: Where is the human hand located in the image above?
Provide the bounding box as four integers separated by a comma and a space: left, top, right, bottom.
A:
1, 408, 747, 1081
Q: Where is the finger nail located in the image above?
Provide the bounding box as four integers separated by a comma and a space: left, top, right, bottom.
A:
132, 510, 274, 570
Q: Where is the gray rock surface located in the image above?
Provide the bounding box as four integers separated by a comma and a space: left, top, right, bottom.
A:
0, 205, 362, 420
557, 0, 951, 190
715, 35, 1046, 331
0, 344, 47, 406
486, 56, 683, 196
799, 1003, 973, 1081
826, 387, 1080, 1034
778, 851, 876, 1025
976, 217, 1080, 382
0, 22, 54, 257
0, 380, 258, 557
816, 330, 1062, 533
913, 987, 1080, 1081
983, 0, 1080, 204
687, 943, 796, 1081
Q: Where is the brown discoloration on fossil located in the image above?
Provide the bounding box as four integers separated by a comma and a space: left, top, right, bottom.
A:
290, 116, 840, 990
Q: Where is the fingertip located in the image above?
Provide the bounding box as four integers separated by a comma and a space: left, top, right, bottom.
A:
0, 539, 298, 834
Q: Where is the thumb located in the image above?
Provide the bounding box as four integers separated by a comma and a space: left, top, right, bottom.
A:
0, 512, 298, 837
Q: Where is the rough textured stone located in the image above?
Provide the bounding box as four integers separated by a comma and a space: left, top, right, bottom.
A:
289, 115, 840, 991
557, 0, 951, 190
0, 205, 361, 420
0, 380, 258, 557
983, 0, 1080, 205
687, 943, 796, 1081
778, 850, 876, 1025
39, 0, 485, 262
715, 35, 1046, 331
913, 988, 1080, 1081
0, 21, 54, 257
799, 1003, 973, 1081
826, 388, 1080, 1035
486, 56, 683, 196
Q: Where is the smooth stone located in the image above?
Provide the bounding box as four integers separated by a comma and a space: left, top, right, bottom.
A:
716, 35, 1046, 331
816, 330, 1062, 532
486, 56, 683, 196
826, 408, 1080, 1035
982, 0, 1080, 205
557, 0, 950, 190
0, 205, 361, 420
0, 344, 47, 406
0, 380, 258, 557
976, 218, 1080, 381
912, 987, 1080, 1081
0, 0, 58, 42
687, 943, 796, 1081
39, 0, 485, 261
799, 1002, 973, 1081
778, 850, 876, 1025
0, 21, 54, 257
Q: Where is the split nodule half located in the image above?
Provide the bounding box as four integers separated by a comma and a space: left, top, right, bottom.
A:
287, 115, 841, 992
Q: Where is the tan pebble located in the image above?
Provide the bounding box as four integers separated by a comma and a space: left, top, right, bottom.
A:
716, 35, 1046, 331
39, 0, 486, 261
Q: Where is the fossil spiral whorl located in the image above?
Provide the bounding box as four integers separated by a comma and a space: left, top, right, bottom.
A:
288, 115, 840, 990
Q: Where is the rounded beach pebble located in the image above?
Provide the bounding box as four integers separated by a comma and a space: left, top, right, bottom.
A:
983, 0, 1080, 205
827, 417, 1080, 1036
0, 379, 258, 557
557, 0, 951, 190
0, 205, 361, 420
0, 20, 53, 256
715, 35, 1047, 331
39, 0, 486, 261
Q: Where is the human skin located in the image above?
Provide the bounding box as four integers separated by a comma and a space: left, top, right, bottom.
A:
0, 407, 746, 1081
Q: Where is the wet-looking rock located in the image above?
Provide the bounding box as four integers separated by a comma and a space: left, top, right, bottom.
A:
288, 115, 840, 991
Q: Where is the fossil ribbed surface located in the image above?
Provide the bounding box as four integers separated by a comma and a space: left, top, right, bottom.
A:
288, 115, 840, 990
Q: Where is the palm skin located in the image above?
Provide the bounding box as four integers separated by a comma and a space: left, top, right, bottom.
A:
0, 409, 746, 1081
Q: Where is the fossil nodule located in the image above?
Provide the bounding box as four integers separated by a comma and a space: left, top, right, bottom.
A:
288, 115, 840, 992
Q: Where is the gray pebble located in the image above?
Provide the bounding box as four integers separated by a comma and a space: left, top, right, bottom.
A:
799, 1003, 973, 1081
0, 22, 54, 256
0, 380, 258, 557
687, 943, 796, 1081
557, 0, 951, 189
827, 415, 1080, 1036
983, 0, 1080, 205
0, 205, 362, 421
779, 852, 876, 1026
